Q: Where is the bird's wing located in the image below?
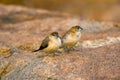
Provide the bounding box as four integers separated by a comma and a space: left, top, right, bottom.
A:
62, 30, 70, 39
39, 37, 49, 50
32, 37, 49, 52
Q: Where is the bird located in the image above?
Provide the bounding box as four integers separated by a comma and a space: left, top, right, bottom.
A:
62, 25, 83, 51
33, 32, 62, 53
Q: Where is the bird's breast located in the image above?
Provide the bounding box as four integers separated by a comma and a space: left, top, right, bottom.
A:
42, 38, 61, 53
63, 32, 81, 43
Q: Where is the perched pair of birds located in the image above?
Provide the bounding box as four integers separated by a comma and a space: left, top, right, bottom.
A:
33, 25, 83, 53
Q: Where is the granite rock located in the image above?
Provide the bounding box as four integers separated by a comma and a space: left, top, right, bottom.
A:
0, 4, 120, 80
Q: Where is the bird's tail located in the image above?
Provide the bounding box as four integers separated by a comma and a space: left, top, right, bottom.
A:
32, 49, 40, 52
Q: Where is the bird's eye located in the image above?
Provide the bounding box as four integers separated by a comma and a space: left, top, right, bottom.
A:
54, 34, 59, 38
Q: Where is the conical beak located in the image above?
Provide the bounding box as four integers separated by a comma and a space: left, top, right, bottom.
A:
80, 27, 83, 30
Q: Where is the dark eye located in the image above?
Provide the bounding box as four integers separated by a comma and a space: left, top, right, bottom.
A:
54, 34, 59, 38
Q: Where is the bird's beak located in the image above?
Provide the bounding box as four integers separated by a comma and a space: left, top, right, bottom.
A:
80, 27, 83, 30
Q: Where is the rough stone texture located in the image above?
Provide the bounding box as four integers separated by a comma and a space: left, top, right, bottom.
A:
2, 44, 120, 80
0, 4, 120, 80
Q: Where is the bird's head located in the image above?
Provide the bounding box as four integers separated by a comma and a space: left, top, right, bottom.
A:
50, 32, 62, 45
51, 32, 60, 38
70, 25, 83, 32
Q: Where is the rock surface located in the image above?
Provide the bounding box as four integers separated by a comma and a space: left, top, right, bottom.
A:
0, 4, 120, 80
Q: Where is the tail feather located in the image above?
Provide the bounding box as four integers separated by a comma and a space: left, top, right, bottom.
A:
32, 49, 40, 52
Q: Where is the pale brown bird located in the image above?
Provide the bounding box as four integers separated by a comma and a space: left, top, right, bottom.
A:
62, 25, 83, 51
33, 32, 62, 53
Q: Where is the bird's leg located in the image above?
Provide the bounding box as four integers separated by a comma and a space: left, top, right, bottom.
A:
69, 47, 75, 51
64, 47, 71, 53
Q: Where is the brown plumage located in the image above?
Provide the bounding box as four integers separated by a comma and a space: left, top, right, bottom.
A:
33, 32, 62, 53
62, 25, 83, 50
